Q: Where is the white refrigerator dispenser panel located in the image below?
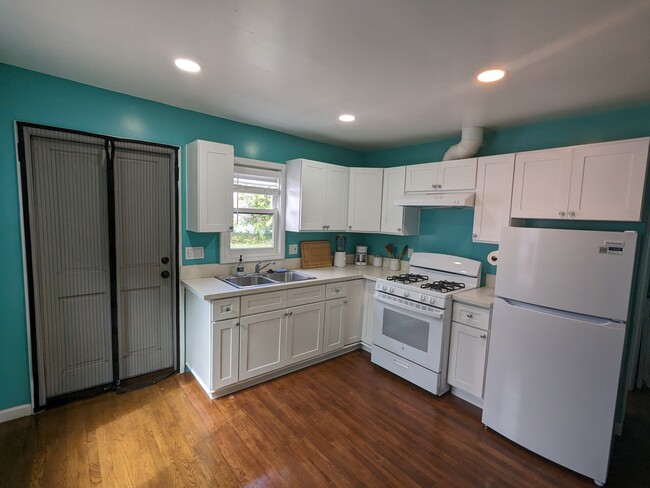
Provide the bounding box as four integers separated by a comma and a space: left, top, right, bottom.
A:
495, 228, 637, 321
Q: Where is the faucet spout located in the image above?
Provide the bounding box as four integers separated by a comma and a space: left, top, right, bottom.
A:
255, 260, 276, 273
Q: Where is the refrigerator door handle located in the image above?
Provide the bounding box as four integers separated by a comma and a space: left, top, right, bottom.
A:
499, 297, 624, 327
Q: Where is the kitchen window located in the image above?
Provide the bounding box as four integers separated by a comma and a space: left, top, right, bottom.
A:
220, 158, 285, 263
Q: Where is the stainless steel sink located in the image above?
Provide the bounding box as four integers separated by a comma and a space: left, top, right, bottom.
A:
264, 271, 316, 283
218, 271, 316, 288
219, 275, 276, 288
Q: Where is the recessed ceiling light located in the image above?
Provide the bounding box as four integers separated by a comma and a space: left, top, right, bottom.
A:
477, 69, 507, 83
339, 114, 356, 122
175, 58, 201, 73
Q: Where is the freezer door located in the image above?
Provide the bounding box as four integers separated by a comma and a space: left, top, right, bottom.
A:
496, 227, 637, 321
482, 297, 626, 484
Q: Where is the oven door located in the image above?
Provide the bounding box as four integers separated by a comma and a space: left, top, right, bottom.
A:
373, 294, 447, 372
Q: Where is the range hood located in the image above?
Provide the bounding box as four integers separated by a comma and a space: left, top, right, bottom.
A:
394, 192, 475, 208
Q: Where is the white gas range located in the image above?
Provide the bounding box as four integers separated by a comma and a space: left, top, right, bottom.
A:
371, 252, 482, 395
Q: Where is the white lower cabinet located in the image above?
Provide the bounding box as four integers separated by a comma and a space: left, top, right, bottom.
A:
324, 279, 363, 353
286, 302, 325, 365
211, 318, 240, 389
343, 280, 364, 345
239, 309, 286, 381
361, 280, 375, 347
447, 302, 491, 402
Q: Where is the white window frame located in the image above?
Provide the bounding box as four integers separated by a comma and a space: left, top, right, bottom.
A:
220, 157, 285, 264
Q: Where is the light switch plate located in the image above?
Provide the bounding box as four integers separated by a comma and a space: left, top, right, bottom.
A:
185, 246, 204, 260
408, 248, 413, 258
288, 244, 298, 255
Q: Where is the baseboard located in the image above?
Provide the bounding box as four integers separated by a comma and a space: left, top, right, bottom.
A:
450, 387, 484, 409
0, 403, 32, 424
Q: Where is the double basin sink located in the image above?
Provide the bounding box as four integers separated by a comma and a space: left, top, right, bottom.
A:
218, 271, 316, 289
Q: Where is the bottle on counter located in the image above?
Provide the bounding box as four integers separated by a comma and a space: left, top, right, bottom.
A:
236, 255, 245, 275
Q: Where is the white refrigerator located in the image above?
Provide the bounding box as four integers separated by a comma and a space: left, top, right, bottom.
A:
482, 227, 637, 486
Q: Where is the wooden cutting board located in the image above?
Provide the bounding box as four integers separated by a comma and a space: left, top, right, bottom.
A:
300, 240, 332, 269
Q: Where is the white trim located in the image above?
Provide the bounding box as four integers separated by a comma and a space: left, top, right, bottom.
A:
0, 404, 32, 424
221, 159, 286, 264
14, 122, 36, 412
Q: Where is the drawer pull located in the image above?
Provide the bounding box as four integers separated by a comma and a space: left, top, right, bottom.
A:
480, 334, 487, 339
466, 313, 473, 318
393, 358, 409, 370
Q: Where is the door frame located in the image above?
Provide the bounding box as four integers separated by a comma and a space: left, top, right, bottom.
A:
16, 122, 180, 410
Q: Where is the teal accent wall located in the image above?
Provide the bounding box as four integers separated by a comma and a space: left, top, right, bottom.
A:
0, 63, 363, 411
2, 60, 650, 413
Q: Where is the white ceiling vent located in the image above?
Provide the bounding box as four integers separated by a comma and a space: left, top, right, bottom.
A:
443, 127, 484, 161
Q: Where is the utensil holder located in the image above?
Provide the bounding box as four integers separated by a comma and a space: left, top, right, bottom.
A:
389, 258, 400, 271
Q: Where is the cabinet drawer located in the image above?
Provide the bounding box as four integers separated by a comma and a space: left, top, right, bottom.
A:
241, 290, 288, 316
452, 302, 491, 331
287, 285, 326, 307
326, 282, 348, 299
211, 297, 240, 321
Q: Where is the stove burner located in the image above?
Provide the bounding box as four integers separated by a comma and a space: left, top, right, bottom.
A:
420, 280, 466, 293
386, 273, 429, 284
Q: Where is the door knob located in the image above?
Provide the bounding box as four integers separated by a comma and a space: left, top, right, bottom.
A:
161, 270, 170, 279
161, 256, 169, 264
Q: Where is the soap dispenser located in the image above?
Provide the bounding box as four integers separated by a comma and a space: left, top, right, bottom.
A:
236, 255, 245, 275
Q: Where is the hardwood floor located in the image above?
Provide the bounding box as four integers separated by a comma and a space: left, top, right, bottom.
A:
0, 350, 646, 487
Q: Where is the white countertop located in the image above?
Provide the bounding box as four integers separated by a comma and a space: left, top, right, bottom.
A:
182, 265, 389, 301
453, 287, 495, 309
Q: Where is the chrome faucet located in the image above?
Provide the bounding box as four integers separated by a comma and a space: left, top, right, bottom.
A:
254, 260, 276, 273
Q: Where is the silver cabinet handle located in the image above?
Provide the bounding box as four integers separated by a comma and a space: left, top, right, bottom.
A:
343, 300, 348, 304
431, 184, 436, 188
397, 228, 401, 232
349, 225, 352, 230
289, 311, 293, 316
228, 226, 234, 230
224, 306, 231, 312
283, 312, 288, 316
334, 288, 340, 293
466, 313, 473, 318
480, 334, 487, 339
559, 211, 566, 217
235, 322, 240, 327
472, 233, 478, 238
568, 211, 576, 218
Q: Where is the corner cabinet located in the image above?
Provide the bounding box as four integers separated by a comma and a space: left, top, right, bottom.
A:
286, 158, 349, 231
381, 166, 420, 235
511, 138, 649, 221
186, 140, 234, 232
472, 154, 515, 244
347, 168, 383, 232
405, 158, 477, 192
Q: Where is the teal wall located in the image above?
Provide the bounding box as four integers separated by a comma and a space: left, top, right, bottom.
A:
0, 63, 363, 411
2, 61, 650, 413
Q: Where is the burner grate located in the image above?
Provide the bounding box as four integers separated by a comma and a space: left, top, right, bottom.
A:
386, 273, 429, 284
420, 280, 466, 293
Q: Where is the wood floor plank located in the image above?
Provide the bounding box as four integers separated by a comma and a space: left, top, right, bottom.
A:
0, 350, 646, 487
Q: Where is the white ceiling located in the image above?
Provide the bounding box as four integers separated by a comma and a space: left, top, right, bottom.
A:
1, 0, 650, 151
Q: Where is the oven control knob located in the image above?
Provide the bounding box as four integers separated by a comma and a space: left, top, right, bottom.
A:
382, 285, 387, 291
429, 297, 435, 304
403, 291, 409, 298
389, 287, 395, 293
420, 294, 426, 301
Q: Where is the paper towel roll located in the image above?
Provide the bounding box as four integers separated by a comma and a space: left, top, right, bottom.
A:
487, 251, 499, 266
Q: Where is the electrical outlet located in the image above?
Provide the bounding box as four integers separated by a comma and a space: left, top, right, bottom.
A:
288, 244, 298, 255
408, 248, 414, 258
185, 246, 204, 260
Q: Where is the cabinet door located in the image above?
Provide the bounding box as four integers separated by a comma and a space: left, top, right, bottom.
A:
405, 162, 438, 192
286, 302, 325, 365
472, 154, 515, 243
186, 140, 234, 232
239, 310, 286, 380
381, 166, 405, 233
361, 281, 375, 346
347, 168, 383, 232
568, 139, 648, 221
324, 298, 346, 353
447, 322, 488, 398
211, 319, 240, 390
343, 280, 364, 345
325, 164, 349, 231
300, 160, 328, 230
511, 148, 573, 219
438, 158, 477, 190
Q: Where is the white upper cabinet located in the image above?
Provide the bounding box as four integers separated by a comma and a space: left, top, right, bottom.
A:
381, 166, 420, 235
286, 159, 349, 231
405, 158, 477, 192
347, 168, 383, 232
472, 154, 515, 244
186, 140, 234, 232
511, 148, 573, 219
568, 139, 648, 221
511, 138, 649, 221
